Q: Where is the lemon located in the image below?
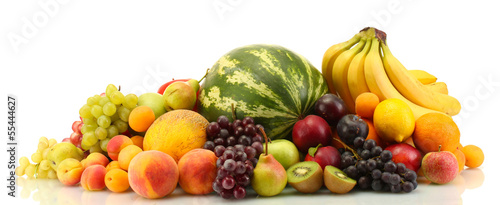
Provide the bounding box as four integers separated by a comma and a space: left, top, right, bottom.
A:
373, 98, 415, 143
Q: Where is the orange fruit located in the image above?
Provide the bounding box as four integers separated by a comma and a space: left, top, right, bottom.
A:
462, 145, 484, 168
363, 118, 390, 149
413, 113, 460, 154
129, 106, 155, 132
355, 92, 379, 119
452, 148, 466, 172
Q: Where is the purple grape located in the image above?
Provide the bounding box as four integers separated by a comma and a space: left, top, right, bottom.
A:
244, 124, 257, 136
224, 159, 236, 172
242, 117, 254, 126
358, 176, 371, 189
234, 144, 245, 152
360, 150, 371, 160
252, 134, 263, 143
371, 146, 383, 156
255, 124, 264, 134
212, 180, 223, 193
219, 129, 230, 139
372, 169, 382, 179
345, 165, 357, 179
214, 137, 226, 146
381, 172, 391, 183
404, 170, 417, 181
380, 150, 393, 162
245, 164, 254, 176
402, 181, 414, 193
363, 139, 376, 150
249, 158, 258, 167
238, 135, 252, 146
236, 174, 250, 186
244, 146, 257, 159
220, 189, 233, 199
223, 150, 235, 160
234, 126, 244, 137
203, 141, 215, 151
222, 175, 235, 190
367, 159, 377, 171
226, 136, 237, 146
389, 173, 401, 185
371, 179, 383, 191
207, 122, 220, 138
232, 120, 242, 131
235, 151, 247, 162
217, 116, 230, 129
251, 141, 263, 154
233, 185, 246, 199
234, 161, 246, 174
217, 167, 229, 178
396, 163, 406, 174
216, 158, 224, 168
214, 145, 226, 157
353, 137, 365, 148
390, 184, 402, 193
384, 161, 397, 173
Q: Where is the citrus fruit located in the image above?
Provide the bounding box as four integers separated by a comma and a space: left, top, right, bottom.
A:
373, 98, 415, 143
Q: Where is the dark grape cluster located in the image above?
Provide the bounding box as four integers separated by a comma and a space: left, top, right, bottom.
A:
203, 115, 264, 199
339, 137, 418, 193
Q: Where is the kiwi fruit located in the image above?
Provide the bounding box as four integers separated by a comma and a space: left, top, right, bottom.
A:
324, 165, 356, 194
286, 161, 323, 193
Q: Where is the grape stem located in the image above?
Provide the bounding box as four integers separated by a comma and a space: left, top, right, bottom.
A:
332, 136, 361, 160
231, 103, 237, 121
259, 127, 268, 156
34, 163, 40, 179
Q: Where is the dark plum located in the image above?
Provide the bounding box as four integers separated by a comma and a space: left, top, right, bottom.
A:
336, 114, 368, 145
314, 94, 348, 126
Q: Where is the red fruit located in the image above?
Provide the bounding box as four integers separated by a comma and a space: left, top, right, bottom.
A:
304, 145, 341, 170
292, 115, 332, 153
157, 79, 191, 95
70, 132, 82, 146
385, 143, 422, 172
72, 121, 83, 134
62, 138, 71, 143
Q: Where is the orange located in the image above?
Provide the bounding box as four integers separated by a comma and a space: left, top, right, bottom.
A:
452, 148, 466, 172
413, 113, 460, 154
128, 106, 155, 132
462, 145, 484, 168
363, 118, 390, 149
355, 92, 379, 119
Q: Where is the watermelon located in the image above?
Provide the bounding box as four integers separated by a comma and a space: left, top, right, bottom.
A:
197, 44, 328, 140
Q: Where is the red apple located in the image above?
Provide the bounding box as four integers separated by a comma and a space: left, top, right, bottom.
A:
292, 115, 332, 153
385, 143, 422, 172
304, 146, 341, 170
421, 146, 459, 184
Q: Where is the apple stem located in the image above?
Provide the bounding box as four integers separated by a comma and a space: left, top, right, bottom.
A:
332, 136, 361, 160
438, 145, 442, 152
199, 68, 210, 82
259, 127, 268, 156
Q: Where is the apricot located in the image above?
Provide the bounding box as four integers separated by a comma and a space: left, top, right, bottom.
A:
81, 165, 107, 191
462, 145, 484, 168
57, 158, 84, 186
81, 152, 109, 169
106, 161, 121, 173
178, 149, 218, 195
130, 135, 144, 150
129, 106, 155, 132
355, 92, 379, 119
105, 169, 130, 193
118, 145, 143, 171
107, 135, 133, 161
128, 150, 179, 199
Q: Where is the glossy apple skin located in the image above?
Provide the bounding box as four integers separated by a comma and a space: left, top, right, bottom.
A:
314, 94, 348, 126
304, 146, 341, 170
292, 115, 332, 153
385, 143, 422, 172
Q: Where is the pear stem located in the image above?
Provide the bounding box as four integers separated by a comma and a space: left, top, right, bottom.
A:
259, 127, 268, 156
118, 85, 121, 91
198, 68, 210, 82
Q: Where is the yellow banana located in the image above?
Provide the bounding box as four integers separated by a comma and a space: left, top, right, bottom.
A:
364, 36, 444, 119
409, 70, 437, 85
381, 42, 461, 116
331, 38, 366, 113
424, 82, 448, 95
322, 33, 361, 94
347, 36, 372, 103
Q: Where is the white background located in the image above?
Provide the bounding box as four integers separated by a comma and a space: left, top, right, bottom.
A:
1, 0, 499, 204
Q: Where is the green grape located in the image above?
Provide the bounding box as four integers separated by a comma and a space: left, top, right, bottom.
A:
110, 91, 125, 105
110, 110, 120, 122
82, 132, 98, 148
91, 105, 103, 118
38, 141, 48, 152
118, 106, 130, 122
81, 123, 97, 134
89, 143, 102, 153
40, 160, 50, 170
31, 152, 42, 164
25, 164, 36, 178
79, 104, 92, 118
114, 119, 128, 133
19, 156, 30, 167
82, 117, 97, 127
107, 125, 119, 138
95, 127, 108, 140
100, 138, 110, 152
15, 166, 25, 176
97, 115, 111, 128
103, 102, 117, 116
106, 84, 118, 97
123, 94, 138, 109
47, 169, 57, 179
48, 138, 57, 148
87, 96, 99, 106
39, 136, 49, 144
42, 148, 50, 159
99, 96, 111, 107
37, 168, 48, 179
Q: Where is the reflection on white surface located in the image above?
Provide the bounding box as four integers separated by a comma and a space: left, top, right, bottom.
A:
15, 168, 485, 205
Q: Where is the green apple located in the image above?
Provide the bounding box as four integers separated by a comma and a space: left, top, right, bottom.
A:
163, 82, 196, 111
138, 92, 166, 119
263, 139, 300, 170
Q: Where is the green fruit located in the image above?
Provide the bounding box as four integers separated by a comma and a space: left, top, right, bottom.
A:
251, 153, 287, 197
197, 44, 328, 140
324, 165, 356, 194
163, 82, 196, 111
287, 161, 323, 193
46, 142, 84, 170
263, 139, 300, 170
138, 92, 167, 119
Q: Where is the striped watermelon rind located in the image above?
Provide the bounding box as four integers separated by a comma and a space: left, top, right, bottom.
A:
197, 44, 328, 140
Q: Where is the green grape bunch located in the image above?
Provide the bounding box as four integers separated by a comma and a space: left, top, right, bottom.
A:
15, 137, 58, 179
78, 84, 138, 152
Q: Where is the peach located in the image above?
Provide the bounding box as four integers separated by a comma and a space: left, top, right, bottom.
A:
118, 145, 143, 171
81, 165, 107, 191
107, 135, 133, 161
105, 169, 130, 193
128, 150, 179, 199
57, 158, 84, 186
178, 149, 217, 195
131, 135, 144, 150
81, 152, 110, 169
106, 161, 121, 173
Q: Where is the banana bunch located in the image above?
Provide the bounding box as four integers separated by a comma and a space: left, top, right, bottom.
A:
322, 28, 460, 119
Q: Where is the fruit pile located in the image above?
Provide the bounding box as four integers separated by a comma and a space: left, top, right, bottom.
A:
16, 27, 485, 201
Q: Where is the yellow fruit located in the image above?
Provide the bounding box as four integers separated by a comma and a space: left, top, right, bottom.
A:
373, 98, 415, 143
143, 110, 208, 162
